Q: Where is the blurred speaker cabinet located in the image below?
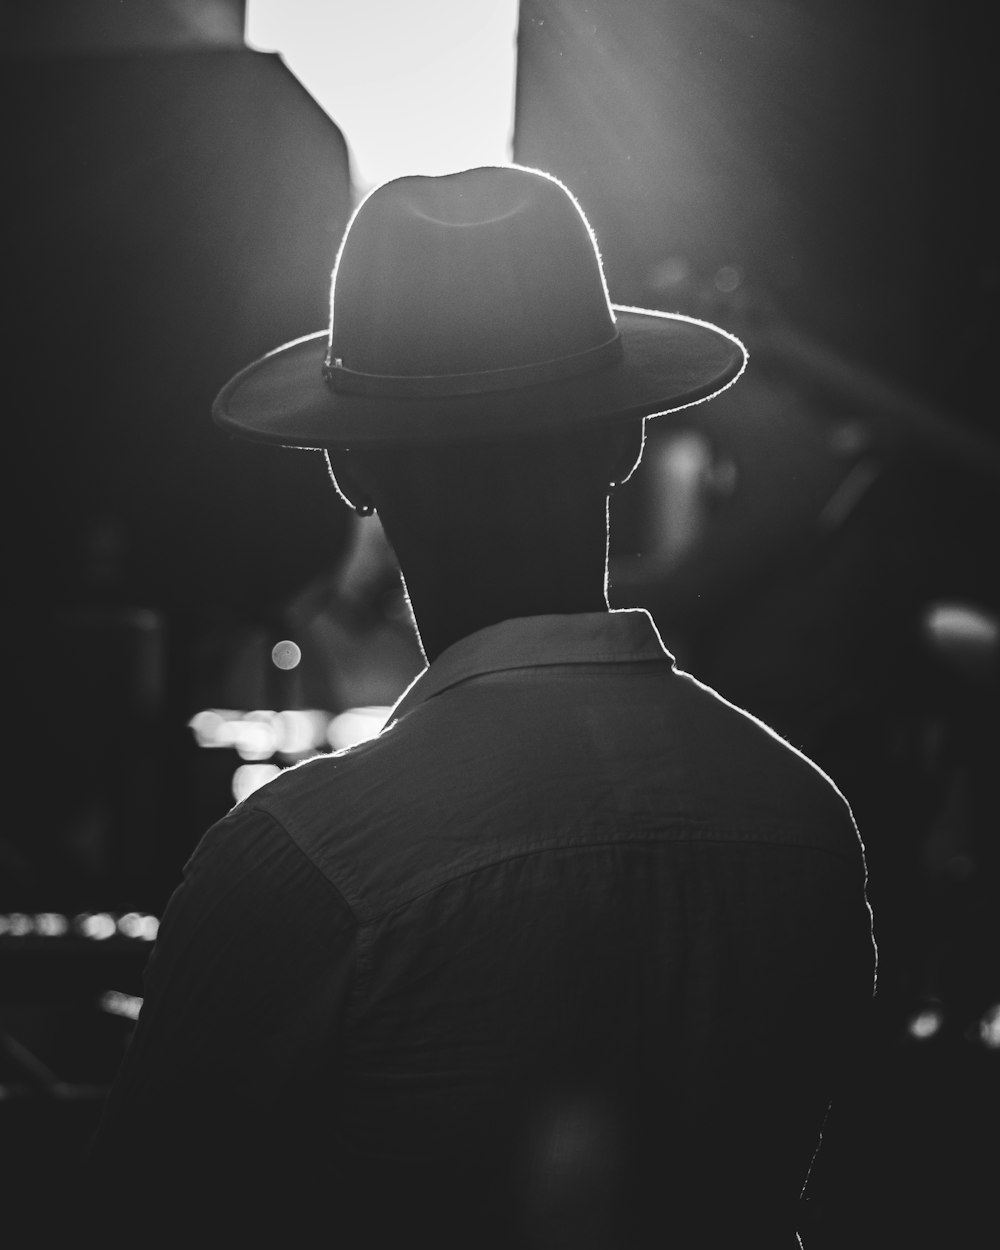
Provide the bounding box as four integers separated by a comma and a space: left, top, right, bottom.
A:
6, 45, 354, 621
4, 44, 355, 907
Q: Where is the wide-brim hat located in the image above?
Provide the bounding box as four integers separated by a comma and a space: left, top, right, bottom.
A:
212, 164, 747, 449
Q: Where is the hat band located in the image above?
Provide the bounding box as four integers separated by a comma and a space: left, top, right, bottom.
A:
323, 331, 623, 399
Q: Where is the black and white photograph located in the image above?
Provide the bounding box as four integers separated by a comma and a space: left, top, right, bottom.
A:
3, 3, 996, 1245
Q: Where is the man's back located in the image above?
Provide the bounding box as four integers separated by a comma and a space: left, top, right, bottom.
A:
92, 611, 874, 1245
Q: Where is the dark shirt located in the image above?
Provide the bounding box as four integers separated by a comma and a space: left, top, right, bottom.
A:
88, 611, 875, 1246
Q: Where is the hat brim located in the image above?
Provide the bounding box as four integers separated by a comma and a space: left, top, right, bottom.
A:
212, 306, 747, 449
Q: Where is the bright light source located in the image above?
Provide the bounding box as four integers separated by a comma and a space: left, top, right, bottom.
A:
277, 708, 328, 757
327, 706, 391, 751
99, 990, 143, 1022
978, 1004, 1000, 1051
34, 913, 69, 937
76, 913, 117, 941
924, 602, 999, 648
922, 601, 999, 683
117, 912, 160, 941
138, 914, 160, 941
236, 713, 281, 761
271, 639, 302, 670
246, 0, 520, 190
190, 708, 334, 759
906, 1006, 944, 1041
232, 762, 282, 803
189, 708, 228, 746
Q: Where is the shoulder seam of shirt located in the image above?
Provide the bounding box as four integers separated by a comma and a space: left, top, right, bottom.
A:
242, 802, 362, 926
357, 833, 863, 928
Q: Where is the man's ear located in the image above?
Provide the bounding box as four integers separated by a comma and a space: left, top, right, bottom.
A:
323, 449, 374, 515
610, 420, 646, 487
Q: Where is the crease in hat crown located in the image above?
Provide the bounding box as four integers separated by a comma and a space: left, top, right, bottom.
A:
322, 164, 625, 399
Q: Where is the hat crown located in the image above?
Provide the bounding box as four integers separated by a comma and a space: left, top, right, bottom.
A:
212, 164, 747, 450
327, 166, 618, 387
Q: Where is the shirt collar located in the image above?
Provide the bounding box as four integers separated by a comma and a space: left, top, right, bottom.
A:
387, 608, 673, 726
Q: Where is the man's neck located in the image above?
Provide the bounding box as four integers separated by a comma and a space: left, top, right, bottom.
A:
377, 485, 614, 664
405, 575, 610, 662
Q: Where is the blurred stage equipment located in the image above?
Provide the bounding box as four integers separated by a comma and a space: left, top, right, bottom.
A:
1, 0, 359, 1181
515, 18, 998, 1238
515, 0, 999, 1038
513, 0, 996, 431
514, 0, 998, 747
4, 0, 355, 915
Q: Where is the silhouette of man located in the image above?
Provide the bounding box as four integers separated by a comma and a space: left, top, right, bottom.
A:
87, 165, 875, 1248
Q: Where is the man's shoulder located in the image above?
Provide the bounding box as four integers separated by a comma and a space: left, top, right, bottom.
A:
671, 668, 861, 846
234, 736, 437, 917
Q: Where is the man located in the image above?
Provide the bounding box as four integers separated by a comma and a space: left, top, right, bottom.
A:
87, 166, 875, 1247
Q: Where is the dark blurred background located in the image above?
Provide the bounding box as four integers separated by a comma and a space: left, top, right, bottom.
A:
2, 2, 996, 1244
